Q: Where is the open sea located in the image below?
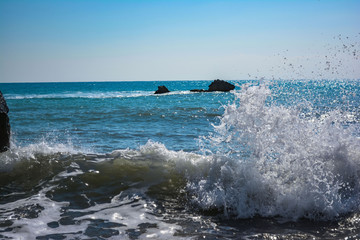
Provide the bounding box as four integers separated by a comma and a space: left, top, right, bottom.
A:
0, 80, 360, 239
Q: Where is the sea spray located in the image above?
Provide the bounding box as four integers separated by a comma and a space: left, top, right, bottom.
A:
190, 82, 360, 220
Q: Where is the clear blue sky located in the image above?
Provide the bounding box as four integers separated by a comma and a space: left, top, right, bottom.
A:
0, 0, 359, 82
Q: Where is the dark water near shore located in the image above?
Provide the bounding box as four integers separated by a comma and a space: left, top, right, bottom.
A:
1, 80, 360, 239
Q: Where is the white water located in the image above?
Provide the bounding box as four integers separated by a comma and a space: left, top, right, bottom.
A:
187, 83, 360, 220
0, 139, 82, 172
0, 175, 182, 240
5, 91, 154, 100
4, 90, 202, 100
0, 142, 186, 239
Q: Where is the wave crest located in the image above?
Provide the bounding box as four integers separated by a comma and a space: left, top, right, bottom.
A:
189, 83, 360, 220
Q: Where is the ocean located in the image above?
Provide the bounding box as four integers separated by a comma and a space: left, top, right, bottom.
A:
0, 80, 360, 239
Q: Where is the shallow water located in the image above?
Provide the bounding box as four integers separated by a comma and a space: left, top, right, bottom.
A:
1, 80, 360, 239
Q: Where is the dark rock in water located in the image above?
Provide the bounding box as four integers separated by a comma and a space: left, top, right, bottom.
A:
154, 86, 170, 94
190, 89, 206, 92
208, 79, 235, 92
0, 91, 10, 152
0, 92, 9, 114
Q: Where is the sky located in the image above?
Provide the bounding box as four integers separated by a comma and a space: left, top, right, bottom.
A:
0, 0, 359, 82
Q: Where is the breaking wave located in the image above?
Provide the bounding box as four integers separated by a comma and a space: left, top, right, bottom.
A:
190, 83, 360, 220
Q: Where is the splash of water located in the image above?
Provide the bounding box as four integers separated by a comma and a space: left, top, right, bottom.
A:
190, 82, 360, 220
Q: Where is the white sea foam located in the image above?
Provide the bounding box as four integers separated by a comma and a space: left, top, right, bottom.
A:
0, 187, 89, 240
5, 90, 201, 100
0, 143, 185, 239
71, 193, 183, 239
0, 139, 81, 171
68, 107, 360, 222
186, 83, 360, 220
5, 91, 154, 100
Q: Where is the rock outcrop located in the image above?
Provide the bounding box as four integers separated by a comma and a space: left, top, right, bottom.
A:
190, 79, 235, 93
155, 80, 235, 94
154, 86, 170, 94
208, 79, 235, 92
0, 91, 10, 152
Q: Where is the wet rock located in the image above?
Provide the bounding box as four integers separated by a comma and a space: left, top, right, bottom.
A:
0, 91, 10, 152
154, 86, 170, 94
208, 79, 235, 92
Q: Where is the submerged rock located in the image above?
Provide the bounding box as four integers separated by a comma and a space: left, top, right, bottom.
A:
208, 79, 235, 92
0, 91, 10, 152
154, 86, 170, 94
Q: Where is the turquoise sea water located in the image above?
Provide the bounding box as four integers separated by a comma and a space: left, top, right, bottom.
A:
2, 81, 234, 153
1, 80, 360, 239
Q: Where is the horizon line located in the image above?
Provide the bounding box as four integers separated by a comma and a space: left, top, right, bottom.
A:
1, 78, 360, 84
